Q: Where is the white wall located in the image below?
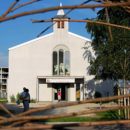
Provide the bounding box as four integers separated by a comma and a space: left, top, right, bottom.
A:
39, 84, 52, 101
68, 84, 76, 101
8, 34, 54, 101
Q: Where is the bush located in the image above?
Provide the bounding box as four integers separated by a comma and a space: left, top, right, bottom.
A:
10, 95, 16, 103
30, 99, 36, 103
0, 98, 8, 103
16, 93, 21, 100
94, 91, 102, 98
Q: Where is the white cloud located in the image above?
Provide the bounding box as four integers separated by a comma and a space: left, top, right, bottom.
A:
0, 52, 8, 67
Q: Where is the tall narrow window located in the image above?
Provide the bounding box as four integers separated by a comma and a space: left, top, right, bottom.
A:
57, 21, 60, 28
61, 21, 64, 28
52, 45, 70, 75
59, 49, 64, 75
64, 51, 70, 75
53, 51, 58, 75
57, 21, 64, 29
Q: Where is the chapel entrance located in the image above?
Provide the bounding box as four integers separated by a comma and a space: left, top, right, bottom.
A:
53, 83, 68, 101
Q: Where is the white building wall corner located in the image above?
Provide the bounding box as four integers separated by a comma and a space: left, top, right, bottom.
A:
68, 84, 76, 101
39, 84, 52, 101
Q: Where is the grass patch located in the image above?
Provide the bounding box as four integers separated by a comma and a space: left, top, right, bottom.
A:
97, 110, 118, 120
97, 110, 124, 120
47, 110, 123, 122
47, 116, 100, 122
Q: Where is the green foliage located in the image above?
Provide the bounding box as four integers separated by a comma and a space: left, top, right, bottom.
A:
0, 98, 8, 103
86, 4, 130, 80
48, 110, 123, 122
30, 99, 36, 103
16, 93, 20, 100
10, 95, 16, 103
97, 110, 124, 120
48, 116, 100, 122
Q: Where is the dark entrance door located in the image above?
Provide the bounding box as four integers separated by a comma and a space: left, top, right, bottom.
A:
53, 83, 67, 101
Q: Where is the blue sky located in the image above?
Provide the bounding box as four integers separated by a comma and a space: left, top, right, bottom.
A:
0, 0, 98, 67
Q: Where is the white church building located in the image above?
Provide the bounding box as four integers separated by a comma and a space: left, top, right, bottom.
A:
8, 7, 114, 102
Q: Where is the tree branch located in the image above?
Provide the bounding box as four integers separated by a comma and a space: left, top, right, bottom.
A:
16, 94, 130, 117
31, 19, 130, 31
0, 2, 130, 22
11, 0, 42, 12
1, 120, 130, 130
0, 104, 14, 117
2, 0, 20, 17
104, 0, 113, 41
36, 0, 92, 37
0, 105, 130, 126
0, 116, 6, 120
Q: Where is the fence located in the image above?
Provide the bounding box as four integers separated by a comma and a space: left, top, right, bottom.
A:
0, 94, 130, 129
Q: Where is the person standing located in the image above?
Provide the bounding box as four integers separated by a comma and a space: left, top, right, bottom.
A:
20, 87, 30, 112
57, 89, 61, 102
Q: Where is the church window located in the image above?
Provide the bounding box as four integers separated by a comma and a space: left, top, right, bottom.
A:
61, 21, 64, 28
64, 51, 70, 75
57, 21, 64, 29
53, 45, 70, 75
59, 49, 64, 75
57, 21, 60, 28
53, 51, 58, 75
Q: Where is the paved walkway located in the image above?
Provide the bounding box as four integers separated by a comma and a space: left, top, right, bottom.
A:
4, 102, 101, 115
4, 101, 118, 115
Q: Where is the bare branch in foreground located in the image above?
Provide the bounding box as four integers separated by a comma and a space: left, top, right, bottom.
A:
16, 94, 130, 117
11, 0, 42, 12
31, 18, 130, 31
0, 99, 129, 125
1, 120, 130, 130
0, 94, 130, 129
2, 0, 20, 17
0, 116, 6, 120
36, 0, 92, 37
0, 104, 14, 117
0, 2, 130, 22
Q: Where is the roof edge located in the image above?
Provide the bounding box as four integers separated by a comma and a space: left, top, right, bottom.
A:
9, 33, 54, 51
68, 32, 91, 42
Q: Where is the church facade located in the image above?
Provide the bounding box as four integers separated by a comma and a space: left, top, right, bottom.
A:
8, 8, 114, 102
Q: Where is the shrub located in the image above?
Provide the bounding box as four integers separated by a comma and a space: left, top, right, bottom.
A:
0, 98, 8, 103
16, 93, 20, 100
30, 99, 36, 103
10, 95, 16, 103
